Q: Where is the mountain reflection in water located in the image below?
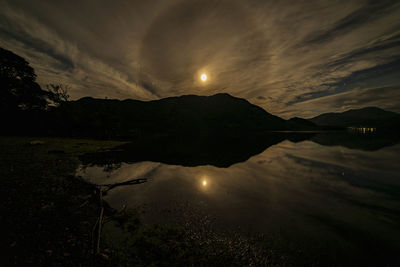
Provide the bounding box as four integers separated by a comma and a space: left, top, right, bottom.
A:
80, 132, 400, 168
77, 133, 400, 265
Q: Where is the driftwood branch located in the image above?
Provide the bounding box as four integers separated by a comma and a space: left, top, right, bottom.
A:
96, 190, 104, 254
99, 178, 148, 192
92, 178, 147, 256
91, 216, 99, 255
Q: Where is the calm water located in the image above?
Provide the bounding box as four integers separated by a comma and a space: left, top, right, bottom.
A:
77, 136, 400, 265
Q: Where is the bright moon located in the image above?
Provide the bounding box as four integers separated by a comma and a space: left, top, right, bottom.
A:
201, 74, 207, 81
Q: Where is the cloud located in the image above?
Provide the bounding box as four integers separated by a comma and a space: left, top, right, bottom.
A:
0, 0, 159, 100
1, 0, 399, 116
278, 85, 400, 119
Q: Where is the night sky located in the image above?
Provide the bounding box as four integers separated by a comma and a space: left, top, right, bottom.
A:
1, 0, 399, 118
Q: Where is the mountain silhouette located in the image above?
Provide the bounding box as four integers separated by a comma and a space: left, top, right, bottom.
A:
309, 107, 400, 130
2, 46, 398, 138
287, 117, 318, 130
50, 93, 315, 138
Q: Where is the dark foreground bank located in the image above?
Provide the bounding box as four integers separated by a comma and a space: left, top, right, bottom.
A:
0, 137, 123, 265
0, 137, 291, 266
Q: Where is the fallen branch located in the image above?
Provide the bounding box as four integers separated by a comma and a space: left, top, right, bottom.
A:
96, 190, 104, 255
91, 216, 99, 255
92, 178, 147, 257
99, 178, 148, 192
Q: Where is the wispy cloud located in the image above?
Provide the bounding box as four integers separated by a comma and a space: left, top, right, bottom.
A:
278, 85, 400, 118
1, 0, 399, 117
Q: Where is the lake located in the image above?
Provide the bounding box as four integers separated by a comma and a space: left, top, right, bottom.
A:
77, 133, 400, 266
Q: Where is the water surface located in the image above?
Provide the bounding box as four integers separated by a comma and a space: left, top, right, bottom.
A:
77, 135, 400, 265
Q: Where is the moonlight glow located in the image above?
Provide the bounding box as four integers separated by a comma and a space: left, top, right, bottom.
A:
201, 74, 207, 81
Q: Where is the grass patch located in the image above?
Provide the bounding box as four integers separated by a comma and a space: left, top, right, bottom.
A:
0, 136, 125, 266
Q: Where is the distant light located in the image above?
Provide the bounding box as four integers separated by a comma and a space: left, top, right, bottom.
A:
202, 180, 207, 186
201, 74, 207, 81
